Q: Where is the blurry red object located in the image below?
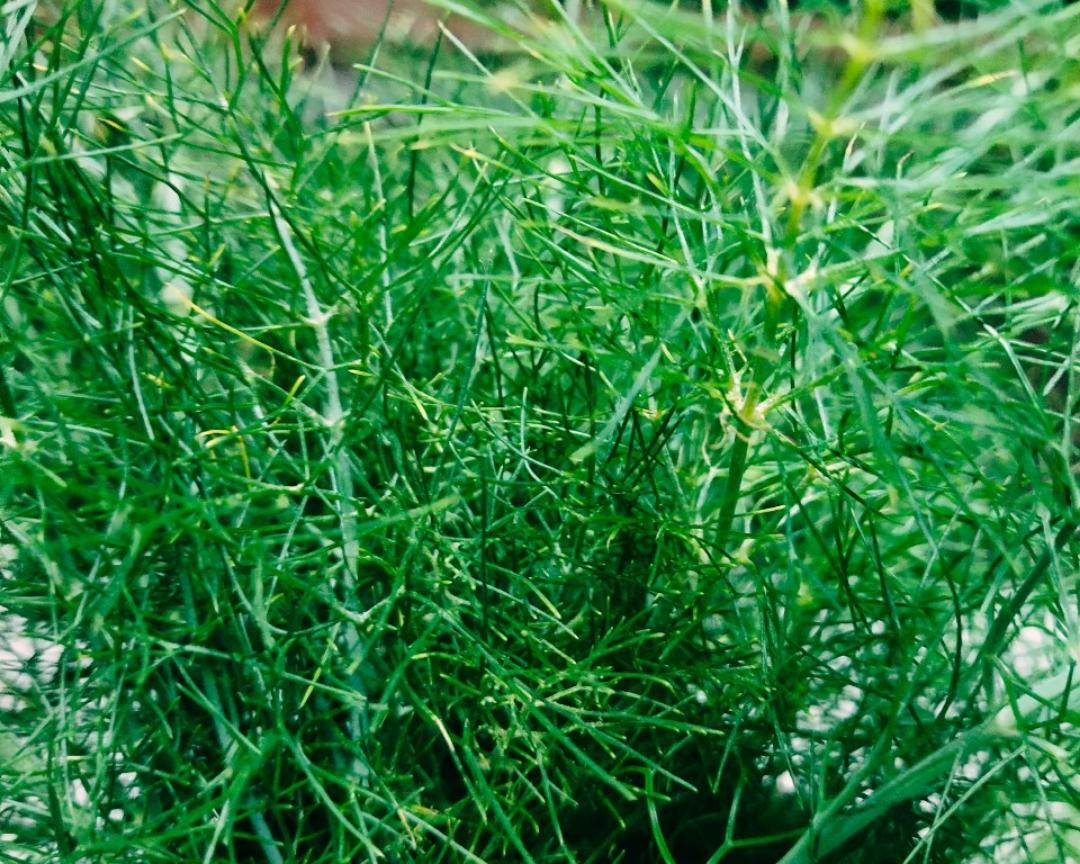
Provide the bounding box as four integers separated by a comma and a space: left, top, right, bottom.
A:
250, 0, 492, 52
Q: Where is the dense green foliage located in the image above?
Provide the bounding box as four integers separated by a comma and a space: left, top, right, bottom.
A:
2, 1, 1079, 861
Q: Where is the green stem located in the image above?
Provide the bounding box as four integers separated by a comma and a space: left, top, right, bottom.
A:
715, 284, 784, 553
777, 727, 998, 864
714, 401, 756, 554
